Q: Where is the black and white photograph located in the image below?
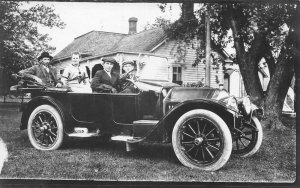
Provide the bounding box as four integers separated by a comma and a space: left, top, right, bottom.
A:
0, 0, 297, 185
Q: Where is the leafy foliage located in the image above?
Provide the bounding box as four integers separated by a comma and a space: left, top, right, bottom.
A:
156, 3, 298, 128
0, 1, 65, 74
206, 3, 296, 56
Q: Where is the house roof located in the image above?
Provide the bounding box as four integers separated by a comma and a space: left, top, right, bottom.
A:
54, 30, 126, 60
53, 28, 166, 62
114, 28, 166, 52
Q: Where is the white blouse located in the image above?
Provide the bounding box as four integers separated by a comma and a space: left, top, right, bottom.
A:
61, 64, 89, 85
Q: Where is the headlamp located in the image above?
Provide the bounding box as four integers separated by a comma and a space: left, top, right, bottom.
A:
227, 96, 238, 111
242, 96, 251, 115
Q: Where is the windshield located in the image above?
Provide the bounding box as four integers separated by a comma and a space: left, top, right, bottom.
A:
211, 89, 230, 100
137, 55, 169, 81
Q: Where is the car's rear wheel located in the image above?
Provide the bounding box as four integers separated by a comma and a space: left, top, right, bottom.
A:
27, 104, 64, 150
172, 109, 232, 171
232, 116, 263, 157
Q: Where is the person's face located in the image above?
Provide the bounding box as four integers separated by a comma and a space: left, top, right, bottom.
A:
72, 54, 80, 66
103, 62, 114, 72
41, 57, 50, 66
123, 64, 134, 73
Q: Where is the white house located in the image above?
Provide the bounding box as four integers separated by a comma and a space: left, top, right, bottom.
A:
52, 17, 231, 91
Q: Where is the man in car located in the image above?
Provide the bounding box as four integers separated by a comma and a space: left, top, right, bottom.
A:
119, 60, 137, 93
18, 51, 62, 87
120, 60, 137, 80
90, 57, 119, 93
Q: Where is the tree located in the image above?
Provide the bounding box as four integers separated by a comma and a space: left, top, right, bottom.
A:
0, 1, 65, 75
158, 2, 298, 129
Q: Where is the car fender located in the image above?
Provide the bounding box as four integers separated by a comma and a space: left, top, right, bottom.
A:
20, 96, 68, 131
129, 99, 236, 143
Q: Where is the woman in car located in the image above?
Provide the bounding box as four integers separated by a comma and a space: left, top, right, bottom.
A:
61, 52, 90, 92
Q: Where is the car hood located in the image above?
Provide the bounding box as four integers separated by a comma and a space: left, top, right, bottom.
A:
138, 79, 179, 88
167, 87, 218, 101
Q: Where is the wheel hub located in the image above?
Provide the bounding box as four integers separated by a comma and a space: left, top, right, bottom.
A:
194, 137, 204, 145
40, 122, 49, 131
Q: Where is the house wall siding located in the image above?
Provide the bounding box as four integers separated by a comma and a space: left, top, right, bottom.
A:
152, 38, 223, 88
53, 38, 224, 89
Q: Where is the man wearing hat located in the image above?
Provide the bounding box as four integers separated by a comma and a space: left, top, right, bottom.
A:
119, 60, 137, 93
120, 60, 137, 80
90, 57, 119, 93
18, 51, 62, 87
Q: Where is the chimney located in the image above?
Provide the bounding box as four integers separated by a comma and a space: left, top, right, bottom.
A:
128, 17, 138, 34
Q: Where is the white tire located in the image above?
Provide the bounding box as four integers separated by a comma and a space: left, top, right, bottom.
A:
232, 116, 263, 157
172, 109, 232, 171
27, 104, 64, 150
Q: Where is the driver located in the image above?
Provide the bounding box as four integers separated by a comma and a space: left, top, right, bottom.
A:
120, 60, 137, 80
119, 60, 137, 93
91, 57, 119, 93
18, 51, 62, 87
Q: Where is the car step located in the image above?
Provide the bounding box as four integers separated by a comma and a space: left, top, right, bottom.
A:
133, 120, 159, 125
68, 128, 100, 137
111, 135, 139, 152
68, 132, 99, 137
111, 135, 135, 141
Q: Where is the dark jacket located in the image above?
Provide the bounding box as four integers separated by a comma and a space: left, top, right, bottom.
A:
91, 70, 119, 92
19, 65, 61, 86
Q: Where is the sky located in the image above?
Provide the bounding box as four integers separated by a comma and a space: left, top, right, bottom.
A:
23, 2, 182, 55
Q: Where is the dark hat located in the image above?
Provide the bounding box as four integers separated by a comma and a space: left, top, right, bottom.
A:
122, 60, 135, 66
102, 57, 117, 64
38, 52, 53, 61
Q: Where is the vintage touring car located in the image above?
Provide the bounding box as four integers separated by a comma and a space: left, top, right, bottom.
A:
11, 55, 263, 171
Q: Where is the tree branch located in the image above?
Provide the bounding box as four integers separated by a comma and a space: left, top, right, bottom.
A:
262, 41, 276, 79
227, 4, 245, 60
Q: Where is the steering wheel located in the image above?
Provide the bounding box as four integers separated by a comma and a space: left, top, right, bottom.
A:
120, 78, 134, 92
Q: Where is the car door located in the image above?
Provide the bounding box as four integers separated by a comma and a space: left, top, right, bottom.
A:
68, 92, 94, 122
91, 92, 113, 130
111, 93, 139, 124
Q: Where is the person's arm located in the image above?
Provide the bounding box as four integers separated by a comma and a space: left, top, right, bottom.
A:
52, 69, 62, 87
18, 65, 42, 83
119, 72, 129, 80
82, 68, 89, 84
60, 66, 70, 85
91, 71, 114, 92
19, 66, 36, 75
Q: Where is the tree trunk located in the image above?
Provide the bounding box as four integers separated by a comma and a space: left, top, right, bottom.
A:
263, 5, 299, 130
263, 47, 295, 130
228, 5, 264, 105
228, 4, 298, 130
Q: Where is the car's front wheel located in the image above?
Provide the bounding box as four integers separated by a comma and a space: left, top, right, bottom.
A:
172, 109, 232, 171
232, 116, 263, 157
27, 104, 64, 150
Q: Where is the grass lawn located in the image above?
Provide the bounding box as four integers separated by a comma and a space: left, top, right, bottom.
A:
0, 107, 296, 182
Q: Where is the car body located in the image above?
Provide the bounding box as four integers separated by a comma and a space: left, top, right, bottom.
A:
12, 55, 263, 171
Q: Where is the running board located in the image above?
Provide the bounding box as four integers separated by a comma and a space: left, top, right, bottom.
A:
68, 132, 99, 137
111, 135, 134, 141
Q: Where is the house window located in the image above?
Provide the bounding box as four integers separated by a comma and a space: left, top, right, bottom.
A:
172, 66, 182, 85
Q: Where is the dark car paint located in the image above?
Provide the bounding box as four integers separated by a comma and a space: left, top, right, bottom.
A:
127, 98, 237, 143
19, 80, 239, 143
